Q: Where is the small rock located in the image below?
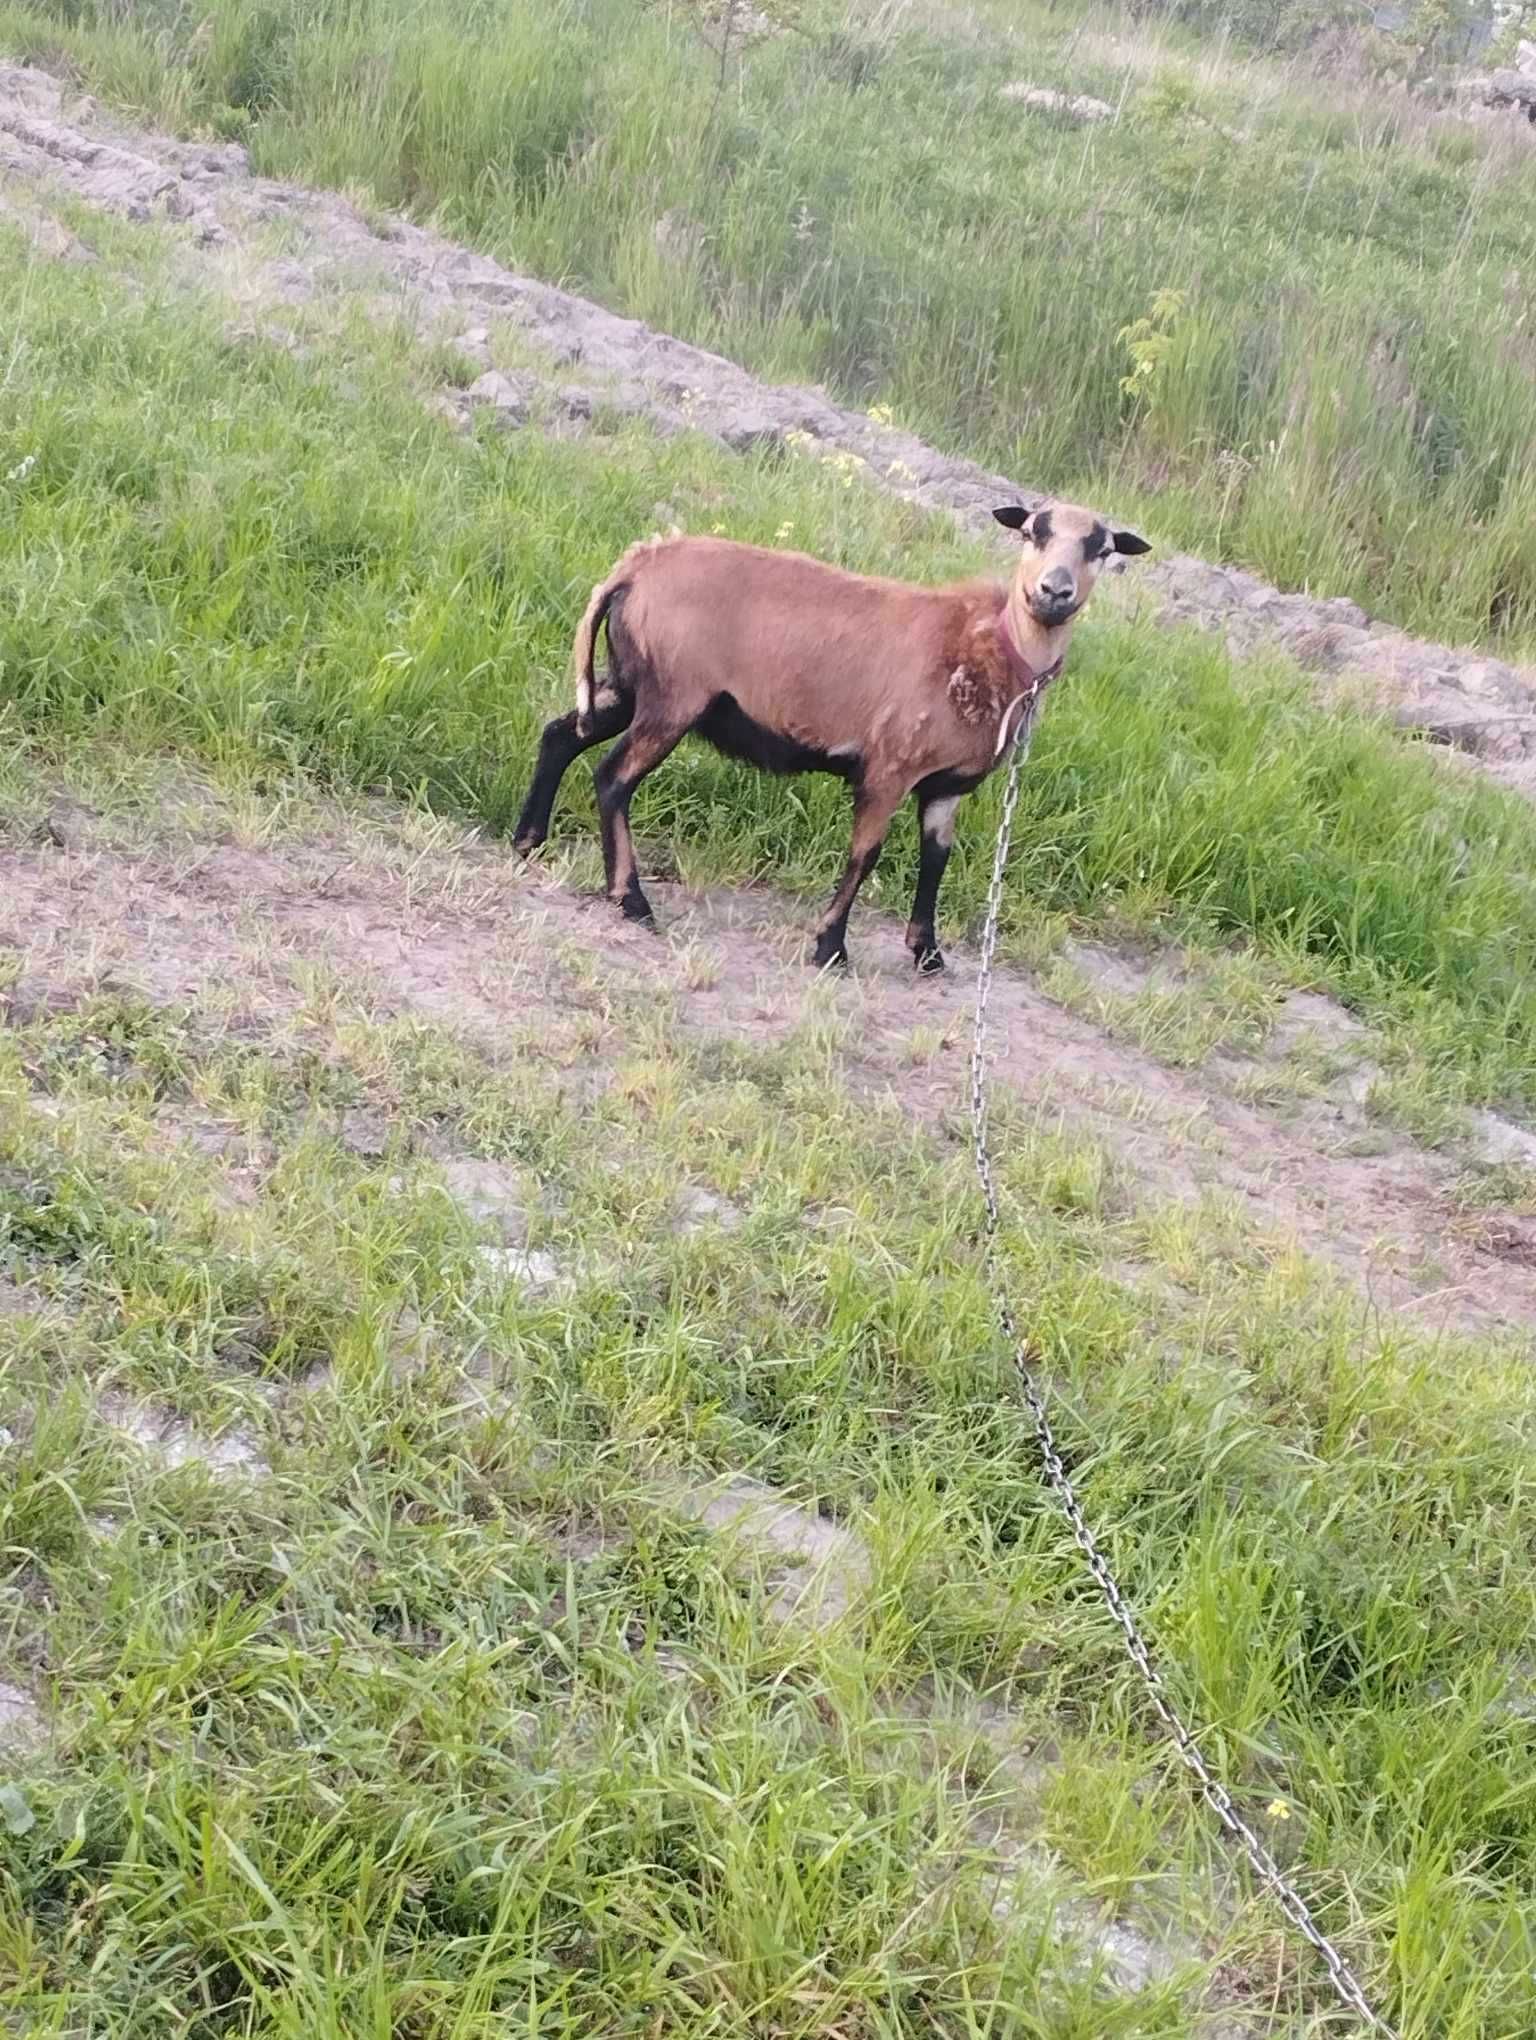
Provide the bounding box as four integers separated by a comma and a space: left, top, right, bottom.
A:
451, 323, 492, 368
464, 370, 529, 423
340, 1107, 391, 1159
719, 413, 786, 455
440, 1158, 529, 1237
1461, 68, 1536, 119
479, 1245, 562, 1291
999, 82, 1114, 123
1468, 1110, 1536, 1173
31, 806, 76, 850
1455, 658, 1519, 705
675, 1185, 744, 1234
0, 1779, 36, 1831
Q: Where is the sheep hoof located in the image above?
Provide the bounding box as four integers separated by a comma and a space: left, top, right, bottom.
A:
811, 938, 849, 972
513, 830, 545, 858
619, 886, 657, 926
914, 946, 946, 975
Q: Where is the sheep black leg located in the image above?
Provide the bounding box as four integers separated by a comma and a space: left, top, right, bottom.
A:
513, 693, 633, 854
811, 786, 902, 970
593, 718, 687, 926
906, 788, 961, 974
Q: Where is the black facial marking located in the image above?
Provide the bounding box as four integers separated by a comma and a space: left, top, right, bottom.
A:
1084, 521, 1108, 562
1031, 509, 1053, 549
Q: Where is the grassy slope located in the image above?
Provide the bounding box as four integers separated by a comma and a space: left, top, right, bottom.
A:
3, 182, 1536, 2036
1, 751, 1534, 2038
6, 221, 1536, 1120
5, 0, 1536, 650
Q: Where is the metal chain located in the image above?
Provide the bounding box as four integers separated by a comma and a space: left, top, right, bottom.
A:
968, 709, 1400, 2037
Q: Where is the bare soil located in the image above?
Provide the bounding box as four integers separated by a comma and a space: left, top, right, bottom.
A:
4, 791, 1534, 1347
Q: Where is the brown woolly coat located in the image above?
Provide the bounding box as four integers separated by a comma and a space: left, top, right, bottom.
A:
583, 537, 1062, 787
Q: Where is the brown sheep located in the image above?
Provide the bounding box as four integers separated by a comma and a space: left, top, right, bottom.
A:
513, 499, 1150, 971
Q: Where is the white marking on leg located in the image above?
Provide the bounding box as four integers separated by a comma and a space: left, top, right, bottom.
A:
924, 794, 961, 846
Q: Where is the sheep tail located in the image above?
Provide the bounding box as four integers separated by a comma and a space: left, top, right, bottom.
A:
572, 571, 627, 738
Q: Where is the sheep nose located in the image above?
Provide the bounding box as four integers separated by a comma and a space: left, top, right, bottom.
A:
1039, 568, 1075, 604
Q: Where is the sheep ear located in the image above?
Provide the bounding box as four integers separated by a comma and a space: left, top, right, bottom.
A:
1111, 527, 1151, 556
993, 505, 1032, 535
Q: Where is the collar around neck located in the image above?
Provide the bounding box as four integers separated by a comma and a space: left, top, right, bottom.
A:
997, 602, 1063, 692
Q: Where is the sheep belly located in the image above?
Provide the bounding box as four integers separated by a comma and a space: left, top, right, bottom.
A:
694, 693, 865, 781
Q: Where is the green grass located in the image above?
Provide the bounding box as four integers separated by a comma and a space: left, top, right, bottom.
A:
5, 148, 1536, 2036
6, 0, 1536, 650
2, 771, 1535, 2035
6, 222, 1536, 1122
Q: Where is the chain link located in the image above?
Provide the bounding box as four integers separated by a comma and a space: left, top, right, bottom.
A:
968, 705, 1400, 2037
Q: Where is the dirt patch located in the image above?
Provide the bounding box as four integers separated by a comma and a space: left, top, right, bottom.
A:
0, 1679, 46, 1753
434, 1157, 532, 1239
3, 798, 1535, 1344
95, 1391, 268, 1478
1468, 1218, 1536, 1270
657, 1476, 1239, 2003
665, 1472, 871, 1626
674, 1183, 744, 1235
0, 1274, 48, 1318
5, 59, 1536, 799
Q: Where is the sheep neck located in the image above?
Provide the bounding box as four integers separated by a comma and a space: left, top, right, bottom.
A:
1000, 588, 1071, 686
